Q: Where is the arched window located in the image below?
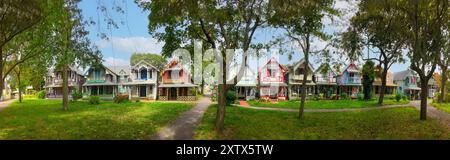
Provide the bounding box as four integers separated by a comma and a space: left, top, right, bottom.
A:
140, 68, 147, 80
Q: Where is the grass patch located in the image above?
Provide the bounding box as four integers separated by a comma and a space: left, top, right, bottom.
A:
0, 99, 193, 140
195, 105, 448, 140
432, 103, 450, 114
247, 99, 410, 109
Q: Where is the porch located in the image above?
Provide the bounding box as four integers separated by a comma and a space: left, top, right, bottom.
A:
82, 85, 117, 100
158, 84, 198, 101
123, 84, 157, 100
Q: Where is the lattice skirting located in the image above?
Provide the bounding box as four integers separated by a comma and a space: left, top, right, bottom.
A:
159, 96, 168, 101
177, 96, 197, 101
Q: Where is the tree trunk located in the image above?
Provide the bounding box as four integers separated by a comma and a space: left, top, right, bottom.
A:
419, 80, 428, 120
62, 65, 69, 111
378, 67, 388, 105
0, 49, 3, 101
215, 55, 227, 133
215, 84, 227, 133
18, 70, 22, 103
439, 66, 447, 103
299, 51, 309, 119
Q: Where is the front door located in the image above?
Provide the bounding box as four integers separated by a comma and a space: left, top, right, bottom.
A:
140, 85, 146, 97
169, 88, 177, 100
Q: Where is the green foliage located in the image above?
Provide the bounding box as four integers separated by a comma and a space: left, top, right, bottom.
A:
357, 93, 364, 101
37, 90, 46, 99
402, 95, 408, 101
196, 105, 448, 140
0, 99, 194, 139
384, 94, 396, 100
362, 61, 375, 100
395, 93, 402, 102
88, 96, 100, 105
340, 93, 349, 100
248, 99, 410, 109
130, 53, 167, 71
135, 99, 140, 103
445, 93, 450, 103
226, 91, 237, 106
71, 90, 82, 101
113, 94, 129, 104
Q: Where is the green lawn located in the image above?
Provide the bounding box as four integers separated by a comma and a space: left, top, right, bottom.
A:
247, 99, 410, 109
195, 105, 449, 140
0, 99, 193, 140
432, 103, 450, 114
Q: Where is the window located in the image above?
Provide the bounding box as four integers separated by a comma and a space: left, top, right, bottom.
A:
149, 69, 153, 79
140, 68, 147, 80
267, 69, 277, 78
94, 70, 101, 80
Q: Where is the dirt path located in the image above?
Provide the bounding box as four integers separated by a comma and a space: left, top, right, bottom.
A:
410, 101, 450, 130
0, 99, 15, 112
152, 97, 212, 140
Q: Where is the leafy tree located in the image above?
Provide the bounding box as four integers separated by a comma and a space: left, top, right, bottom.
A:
349, 0, 407, 105
399, 0, 448, 120
268, 0, 337, 119
0, 0, 47, 100
362, 60, 375, 100
138, 0, 267, 132
50, 0, 102, 110
130, 53, 167, 71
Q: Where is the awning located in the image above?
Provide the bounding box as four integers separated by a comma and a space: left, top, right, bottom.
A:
405, 86, 421, 90
123, 81, 156, 85
289, 82, 316, 86
236, 83, 257, 87
158, 83, 198, 88
260, 83, 288, 87
82, 83, 118, 86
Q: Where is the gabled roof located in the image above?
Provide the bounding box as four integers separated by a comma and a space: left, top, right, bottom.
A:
259, 57, 286, 73
314, 63, 336, 75
84, 64, 120, 76
291, 58, 315, 72
393, 69, 413, 81
109, 65, 131, 76
132, 60, 157, 70
47, 66, 84, 76
341, 61, 361, 74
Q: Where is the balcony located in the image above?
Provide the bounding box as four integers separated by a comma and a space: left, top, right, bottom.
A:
86, 79, 106, 84
163, 79, 183, 84
346, 77, 361, 84
293, 75, 312, 80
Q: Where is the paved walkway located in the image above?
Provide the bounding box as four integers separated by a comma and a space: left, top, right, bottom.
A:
410, 101, 450, 130
152, 97, 212, 140
0, 99, 16, 112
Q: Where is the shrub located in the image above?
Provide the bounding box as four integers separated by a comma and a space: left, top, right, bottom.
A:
71, 90, 83, 101
313, 94, 321, 101
402, 95, 408, 101
88, 96, 100, 105
357, 93, 364, 101
384, 94, 396, 100
135, 98, 140, 103
445, 93, 450, 103
340, 93, 349, 100
114, 94, 129, 103
226, 90, 237, 105
37, 90, 46, 99
395, 93, 402, 102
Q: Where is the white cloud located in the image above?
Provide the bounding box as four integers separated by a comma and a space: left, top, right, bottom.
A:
103, 57, 129, 66
96, 36, 164, 54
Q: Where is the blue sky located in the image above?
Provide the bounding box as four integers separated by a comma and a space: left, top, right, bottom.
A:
79, 0, 417, 73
